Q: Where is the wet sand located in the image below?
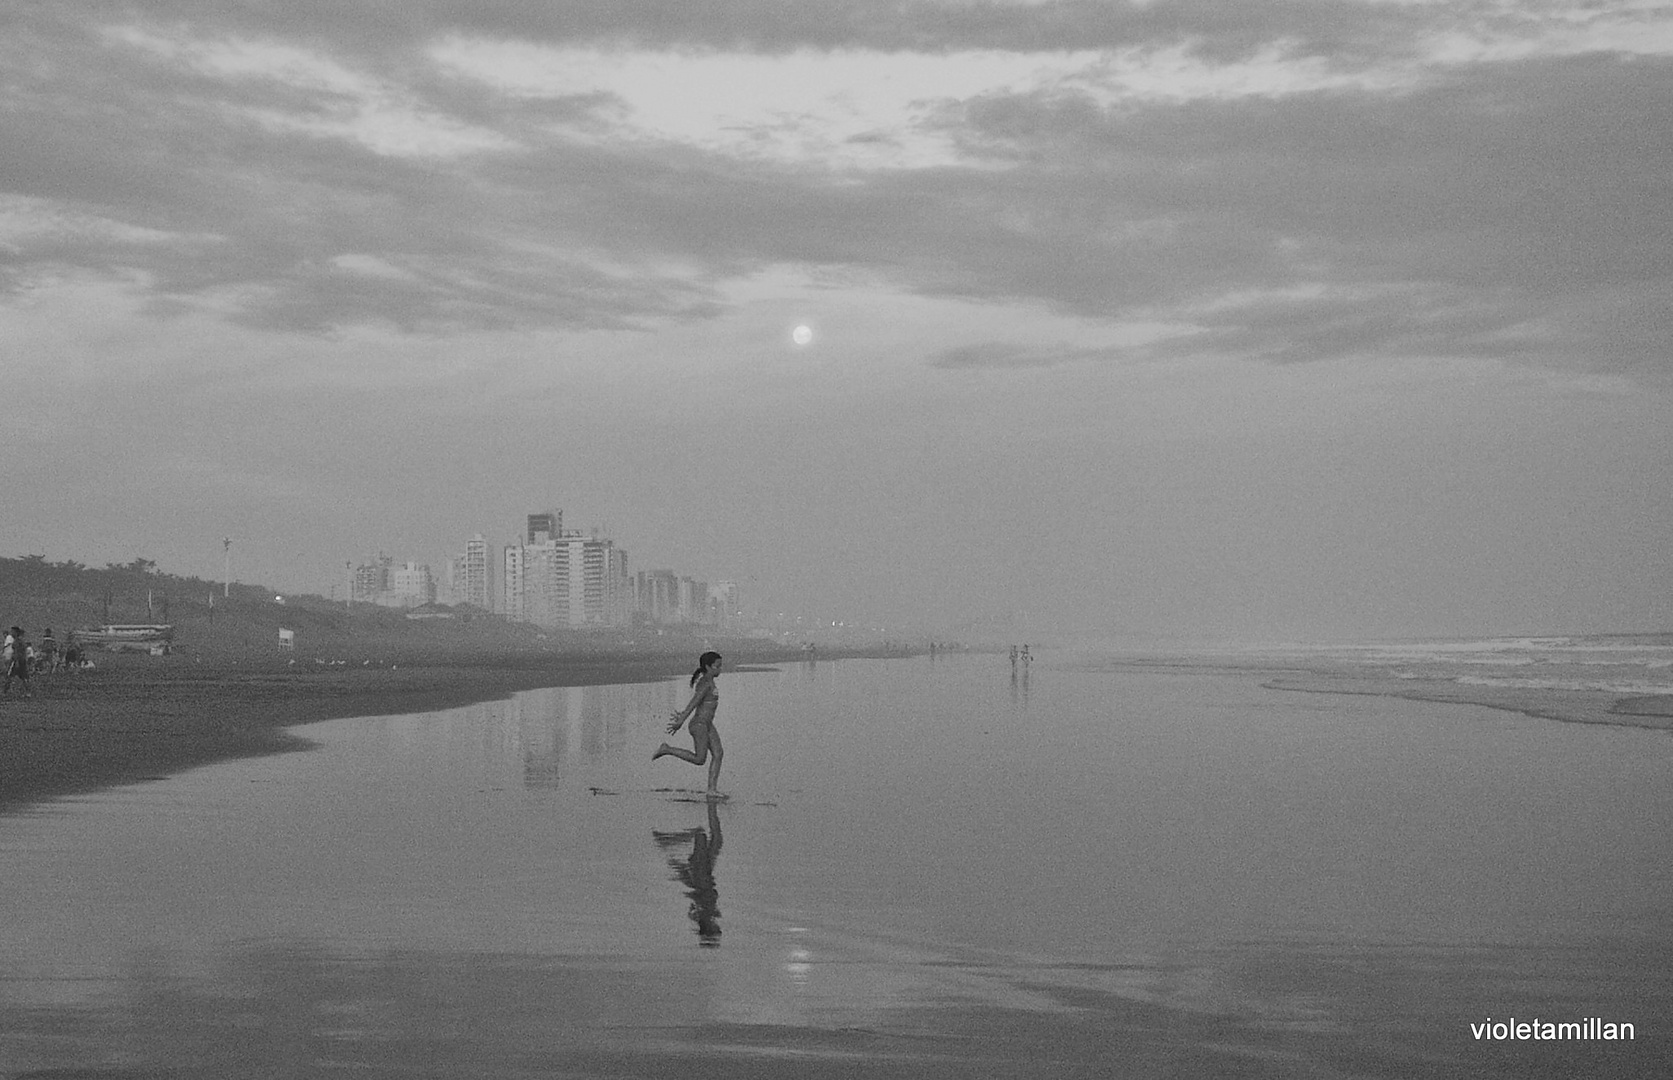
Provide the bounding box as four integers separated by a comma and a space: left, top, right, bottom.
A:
0, 643, 836, 814
12, 639, 1663, 817
8, 939, 1656, 1080
2, 651, 1670, 1078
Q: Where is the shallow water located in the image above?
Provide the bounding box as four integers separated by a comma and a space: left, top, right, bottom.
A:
2, 654, 1670, 1077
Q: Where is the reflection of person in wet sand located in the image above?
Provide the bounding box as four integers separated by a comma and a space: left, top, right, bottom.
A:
652, 651, 724, 796
652, 799, 723, 946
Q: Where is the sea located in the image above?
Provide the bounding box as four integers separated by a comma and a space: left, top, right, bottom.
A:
1249, 632, 1673, 696
1, 638, 1669, 1077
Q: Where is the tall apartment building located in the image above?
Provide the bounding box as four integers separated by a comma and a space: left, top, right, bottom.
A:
604, 542, 629, 626
677, 577, 711, 624
352, 554, 435, 608
713, 580, 740, 624
501, 544, 526, 622
503, 523, 630, 629
635, 570, 681, 624
521, 540, 571, 627
352, 554, 393, 602
387, 562, 436, 608
526, 510, 562, 545
578, 538, 630, 627
448, 534, 493, 610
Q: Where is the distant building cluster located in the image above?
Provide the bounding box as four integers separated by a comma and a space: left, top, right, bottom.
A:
351, 554, 437, 609
353, 506, 744, 631
502, 510, 630, 629
632, 568, 739, 628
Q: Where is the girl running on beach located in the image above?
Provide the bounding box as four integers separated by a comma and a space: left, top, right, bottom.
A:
653, 651, 724, 795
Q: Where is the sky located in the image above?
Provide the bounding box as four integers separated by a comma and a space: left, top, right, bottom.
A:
2, 0, 1670, 644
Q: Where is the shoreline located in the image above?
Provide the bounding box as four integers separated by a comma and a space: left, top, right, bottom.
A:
11, 643, 1667, 815
1069, 654, 1673, 734
0, 642, 902, 815
1260, 673, 1673, 732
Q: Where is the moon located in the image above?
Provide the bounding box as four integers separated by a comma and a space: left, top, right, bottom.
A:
792, 324, 813, 346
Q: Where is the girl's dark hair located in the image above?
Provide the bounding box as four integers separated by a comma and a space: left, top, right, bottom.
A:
690, 651, 723, 686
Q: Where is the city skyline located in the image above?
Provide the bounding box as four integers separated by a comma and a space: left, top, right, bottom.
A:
343, 508, 751, 631
2, 3, 1669, 643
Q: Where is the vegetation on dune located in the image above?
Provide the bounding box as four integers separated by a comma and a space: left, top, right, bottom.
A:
0, 554, 566, 663
0, 555, 890, 668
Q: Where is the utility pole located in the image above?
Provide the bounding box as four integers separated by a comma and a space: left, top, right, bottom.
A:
223, 537, 232, 598
345, 561, 353, 612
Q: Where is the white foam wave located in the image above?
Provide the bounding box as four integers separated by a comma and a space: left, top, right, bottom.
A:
1455, 676, 1673, 695
1325, 637, 1673, 671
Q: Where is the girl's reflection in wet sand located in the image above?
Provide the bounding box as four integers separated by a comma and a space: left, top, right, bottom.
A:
652, 800, 723, 946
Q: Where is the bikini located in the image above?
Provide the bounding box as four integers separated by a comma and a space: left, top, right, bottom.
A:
691, 678, 719, 727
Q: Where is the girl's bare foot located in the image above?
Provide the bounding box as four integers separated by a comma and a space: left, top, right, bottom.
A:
652, 744, 671, 761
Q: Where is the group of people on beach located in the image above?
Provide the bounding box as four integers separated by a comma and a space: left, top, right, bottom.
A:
2, 627, 86, 696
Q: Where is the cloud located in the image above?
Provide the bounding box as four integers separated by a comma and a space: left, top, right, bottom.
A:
925, 51, 1673, 375
81, 1, 1673, 69
928, 341, 1123, 369
1, 3, 1667, 376
0, 14, 731, 332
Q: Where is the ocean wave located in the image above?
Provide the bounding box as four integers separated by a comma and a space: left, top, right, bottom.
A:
1319, 638, 1673, 671
1455, 676, 1673, 695
1340, 637, 1575, 656
1549, 657, 1673, 668
1365, 655, 1539, 667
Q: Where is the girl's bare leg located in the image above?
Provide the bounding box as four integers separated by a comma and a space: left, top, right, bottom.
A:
704, 726, 723, 793
654, 722, 710, 765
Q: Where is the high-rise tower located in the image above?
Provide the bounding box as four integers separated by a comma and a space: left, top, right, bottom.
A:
526, 510, 562, 546
460, 534, 492, 610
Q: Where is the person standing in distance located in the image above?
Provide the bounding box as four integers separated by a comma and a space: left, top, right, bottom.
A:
3, 627, 31, 697
654, 651, 725, 797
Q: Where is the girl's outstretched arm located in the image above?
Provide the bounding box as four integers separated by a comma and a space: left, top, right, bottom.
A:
667, 679, 708, 733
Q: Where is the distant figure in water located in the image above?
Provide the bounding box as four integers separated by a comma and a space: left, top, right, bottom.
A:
653, 651, 725, 795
